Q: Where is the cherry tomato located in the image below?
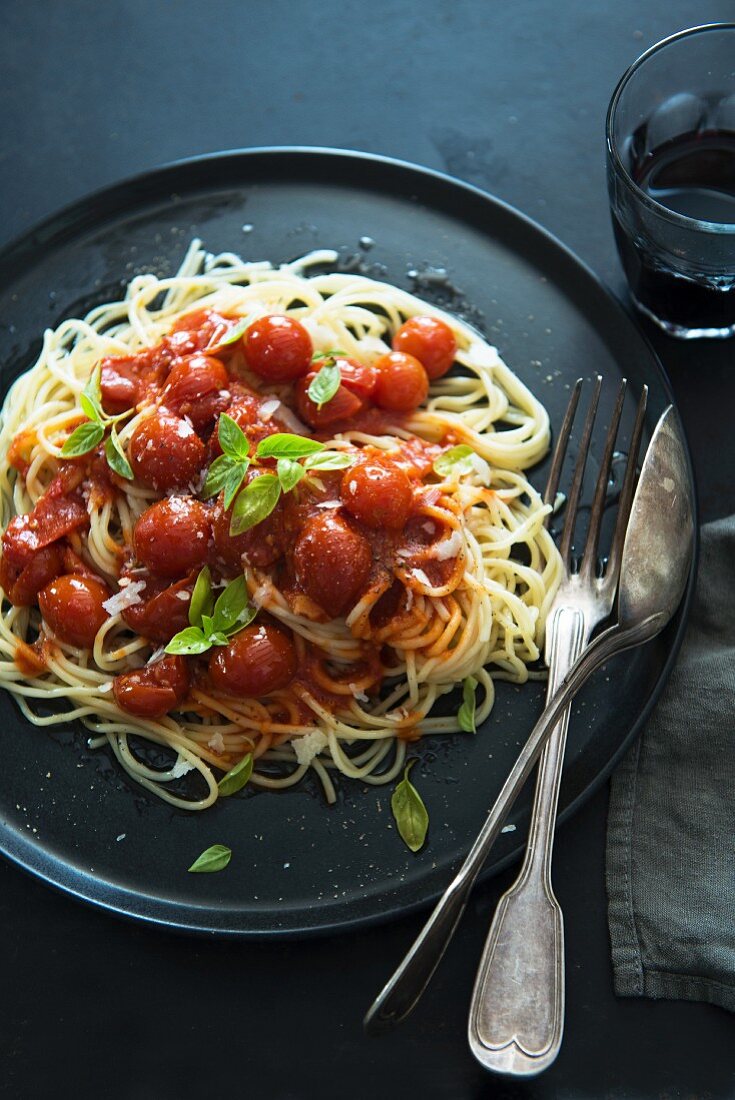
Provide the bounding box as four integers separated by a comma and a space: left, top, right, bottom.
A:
0, 544, 64, 607
293, 513, 372, 618
244, 315, 313, 382
163, 354, 230, 432
165, 310, 238, 359
333, 357, 378, 399
129, 413, 206, 491
38, 574, 111, 648
134, 497, 211, 578
208, 623, 297, 697
121, 574, 193, 643
100, 357, 141, 415
113, 656, 189, 719
211, 489, 284, 572
393, 316, 457, 380
341, 461, 413, 530
2, 495, 88, 570
209, 394, 271, 457
373, 352, 429, 413
294, 374, 363, 429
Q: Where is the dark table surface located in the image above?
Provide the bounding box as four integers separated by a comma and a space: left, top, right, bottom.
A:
2, 3, 734, 1098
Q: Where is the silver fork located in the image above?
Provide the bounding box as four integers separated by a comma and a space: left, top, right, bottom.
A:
467, 376, 647, 1076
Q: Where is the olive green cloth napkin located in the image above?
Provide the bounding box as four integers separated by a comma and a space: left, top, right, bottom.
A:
606, 515, 735, 1013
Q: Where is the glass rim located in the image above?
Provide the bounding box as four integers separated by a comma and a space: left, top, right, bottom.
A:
606, 22, 735, 235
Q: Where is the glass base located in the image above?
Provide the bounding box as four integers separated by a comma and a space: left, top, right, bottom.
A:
631, 293, 735, 339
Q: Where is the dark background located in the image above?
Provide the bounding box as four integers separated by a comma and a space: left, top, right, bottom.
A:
1, 2, 734, 1097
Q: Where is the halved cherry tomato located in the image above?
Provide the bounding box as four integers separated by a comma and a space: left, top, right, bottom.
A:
333, 357, 378, 399
165, 310, 239, 359
129, 413, 206, 491
113, 655, 189, 719
2, 495, 88, 570
134, 497, 211, 578
293, 513, 372, 618
294, 374, 363, 429
209, 623, 297, 696
393, 316, 457, 380
244, 315, 313, 382
121, 573, 193, 643
373, 352, 429, 413
100, 358, 141, 415
38, 574, 110, 648
0, 544, 64, 607
163, 354, 230, 432
341, 461, 413, 529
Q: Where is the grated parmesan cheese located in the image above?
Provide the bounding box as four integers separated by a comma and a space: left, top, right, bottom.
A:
433, 528, 464, 561
260, 398, 280, 421
348, 683, 369, 703
102, 580, 147, 616
170, 758, 194, 779
208, 733, 225, 754
292, 730, 328, 766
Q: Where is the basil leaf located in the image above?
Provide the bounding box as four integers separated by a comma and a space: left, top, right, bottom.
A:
189, 566, 214, 628
303, 450, 354, 472
230, 473, 281, 536
277, 457, 305, 493
217, 753, 253, 797
307, 361, 341, 409
391, 761, 429, 853
165, 626, 212, 656
218, 413, 250, 461
458, 675, 478, 733
209, 631, 231, 646
433, 444, 477, 478
255, 433, 324, 460
312, 348, 345, 362
61, 420, 105, 457
202, 454, 236, 499
80, 392, 103, 425
212, 574, 249, 633
213, 316, 249, 349
201, 614, 216, 636
81, 365, 104, 422
188, 844, 232, 873
223, 461, 249, 510
104, 426, 134, 480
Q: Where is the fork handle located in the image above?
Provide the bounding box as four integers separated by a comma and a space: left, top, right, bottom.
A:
467, 606, 585, 1076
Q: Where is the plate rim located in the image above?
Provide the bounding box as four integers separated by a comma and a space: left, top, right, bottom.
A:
0, 146, 698, 938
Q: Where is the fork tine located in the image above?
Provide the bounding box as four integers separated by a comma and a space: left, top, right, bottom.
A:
543, 378, 583, 521
557, 375, 602, 564
579, 379, 627, 580
605, 384, 648, 582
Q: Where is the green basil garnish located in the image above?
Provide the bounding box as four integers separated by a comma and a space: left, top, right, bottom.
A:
166, 573, 256, 656
433, 444, 477, 478
307, 361, 341, 409
391, 761, 429, 853
229, 472, 281, 536
276, 457, 306, 493
61, 420, 105, 457
303, 450, 354, 472
255, 433, 324, 460
188, 844, 232, 873
104, 425, 134, 481
217, 753, 254, 797
458, 675, 478, 734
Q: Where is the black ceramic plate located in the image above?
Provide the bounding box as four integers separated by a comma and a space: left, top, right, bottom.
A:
0, 148, 694, 937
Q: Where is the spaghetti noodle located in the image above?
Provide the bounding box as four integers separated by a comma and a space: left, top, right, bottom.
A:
0, 241, 562, 808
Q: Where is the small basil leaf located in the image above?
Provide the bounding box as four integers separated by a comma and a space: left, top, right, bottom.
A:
433, 444, 477, 478
201, 614, 216, 636
229, 473, 281, 536
225, 605, 256, 636
307, 361, 341, 409
82, 365, 104, 418
188, 844, 232, 873
209, 631, 231, 646
217, 753, 253, 797
255, 433, 324, 460
303, 450, 354, 472
223, 461, 249, 511
202, 454, 236, 499
212, 574, 249, 633
80, 392, 103, 424
458, 675, 478, 733
61, 420, 105, 457
212, 316, 249, 349
165, 626, 211, 656
104, 426, 134, 480
391, 761, 429, 853
312, 348, 346, 362
276, 457, 305, 493
218, 413, 250, 461
189, 566, 214, 628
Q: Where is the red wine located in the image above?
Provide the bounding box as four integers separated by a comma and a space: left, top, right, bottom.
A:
613, 127, 735, 336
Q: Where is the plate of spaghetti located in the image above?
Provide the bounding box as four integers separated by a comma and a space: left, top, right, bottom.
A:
0, 149, 691, 935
